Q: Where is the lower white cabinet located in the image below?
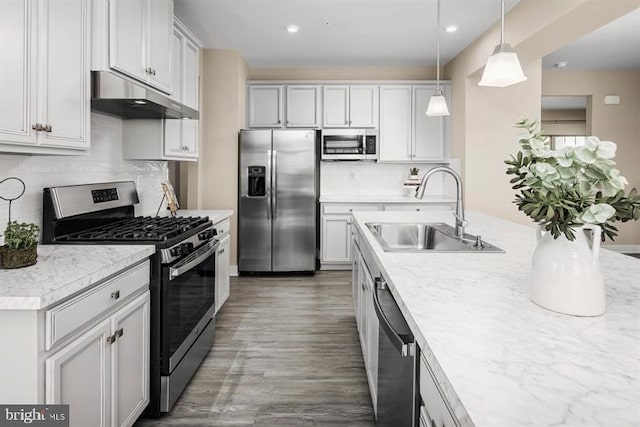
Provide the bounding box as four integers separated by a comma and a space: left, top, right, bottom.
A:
352, 229, 379, 415
320, 203, 382, 270
215, 234, 231, 313
419, 353, 459, 427
46, 291, 150, 427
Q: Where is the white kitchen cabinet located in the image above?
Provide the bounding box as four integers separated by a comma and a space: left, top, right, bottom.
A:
215, 234, 231, 313
45, 319, 111, 427
379, 84, 450, 163
419, 353, 459, 427
321, 203, 382, 270
107, 0, 174, 93
323, 85, 378, 128
286, 86, 321, 127
413, 85, 448, 162
41, 262, 150, 427
248, 85, 285, 128
0, 0, 90, 155
379, 86, 412, 161
123, 19, 202, 161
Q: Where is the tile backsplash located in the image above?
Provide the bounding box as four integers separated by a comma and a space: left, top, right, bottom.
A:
0, 113, 169, 244
320, 159, 461, 197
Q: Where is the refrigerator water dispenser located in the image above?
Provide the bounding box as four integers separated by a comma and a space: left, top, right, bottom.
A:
248, 166, 266, 197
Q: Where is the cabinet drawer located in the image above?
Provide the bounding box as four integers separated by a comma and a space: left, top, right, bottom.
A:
45, 261, 150, 351
214, 218, 230, 236
323, 204, 381, 214
420, 354, 458, 427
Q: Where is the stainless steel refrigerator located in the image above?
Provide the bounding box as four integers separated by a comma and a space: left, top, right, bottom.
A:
239, 129, 318, 272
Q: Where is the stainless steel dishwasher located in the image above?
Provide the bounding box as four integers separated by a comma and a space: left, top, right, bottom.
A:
373, 275, 419, 426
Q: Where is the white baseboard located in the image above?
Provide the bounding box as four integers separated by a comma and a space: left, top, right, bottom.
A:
230, 265, 238, 277
603, 244, 640, 254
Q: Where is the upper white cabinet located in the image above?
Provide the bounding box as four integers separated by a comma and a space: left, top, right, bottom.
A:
379, 84, 450, 163
323, 85, 378, 128
379, 86, 412, 161
248, 85, 285, 128
123, 19, 202, 161
0, 0, 90, 155
94, 0, 174, 94
286, 86, 321, 127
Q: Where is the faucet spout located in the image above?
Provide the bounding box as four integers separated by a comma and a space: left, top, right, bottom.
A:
415, 166, 467, 237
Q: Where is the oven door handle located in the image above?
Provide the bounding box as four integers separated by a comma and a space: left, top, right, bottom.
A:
169, 240, 219, 280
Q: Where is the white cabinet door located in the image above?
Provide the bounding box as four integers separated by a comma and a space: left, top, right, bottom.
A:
366, 274, 379, 412
413, 86, 446, 162
248, 85, 284, 128
146, 0, 173, 93
112, 292, 149, 427
169, 27, 184, 103
215, 235, 231, 313
350, 86, 378, 128
183, 37, 199, 110
323, 85, 349, 128
46, 319, 111, 427
321, 214, 352, 263
379, 86, 412, 162
0, 0, 37, 145
109, 0, 146, 82
286, 85, 320, 128
351, 241, 360, 316
37, 0, 89, 149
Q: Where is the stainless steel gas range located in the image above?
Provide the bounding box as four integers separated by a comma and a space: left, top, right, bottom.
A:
42, 181, 218, 417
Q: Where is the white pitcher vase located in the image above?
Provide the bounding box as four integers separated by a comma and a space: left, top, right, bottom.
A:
530, 224, 605, 316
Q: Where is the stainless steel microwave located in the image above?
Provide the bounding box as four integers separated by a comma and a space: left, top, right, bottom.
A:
321, 129, 378, 161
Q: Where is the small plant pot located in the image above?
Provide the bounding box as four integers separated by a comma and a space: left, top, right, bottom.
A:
1, 245, 38, 269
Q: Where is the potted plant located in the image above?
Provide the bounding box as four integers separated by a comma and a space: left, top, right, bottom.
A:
409, 167, 420, 180
505, 118, 640, 316
1, 221, 40, 269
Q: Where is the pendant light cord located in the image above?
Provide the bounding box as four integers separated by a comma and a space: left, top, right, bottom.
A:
500, 0, 505, 45
436, 0, 441, 90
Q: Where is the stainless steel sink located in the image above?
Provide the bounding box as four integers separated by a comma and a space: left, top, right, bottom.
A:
366, 222, 504, 253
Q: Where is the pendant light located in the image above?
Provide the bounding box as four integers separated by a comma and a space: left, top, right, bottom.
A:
478, 0, 527, 87
426, 0, 449, 116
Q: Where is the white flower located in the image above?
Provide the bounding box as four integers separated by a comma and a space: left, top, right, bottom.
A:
579, 203, 616, 224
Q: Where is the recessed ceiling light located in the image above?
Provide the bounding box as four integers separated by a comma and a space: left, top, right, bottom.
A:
444, 25, 458, 33
286, 24, 299, 34
134, 100, 147, 105
554, 61, 569, 68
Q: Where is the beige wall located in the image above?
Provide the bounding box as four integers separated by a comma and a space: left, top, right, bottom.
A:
194, 49, 248, 265
543, 70, 640, 245
248, 66, 436, 81
445, 0, 639, 238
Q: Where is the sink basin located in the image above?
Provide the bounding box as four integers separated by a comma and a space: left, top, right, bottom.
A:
366, 222, 504, 253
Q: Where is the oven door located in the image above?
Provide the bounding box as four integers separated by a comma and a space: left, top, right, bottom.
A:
160, 239, 218, 374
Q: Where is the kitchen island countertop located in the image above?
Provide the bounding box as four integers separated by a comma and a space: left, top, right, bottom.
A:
0, 245, 155, 310
352, 210, 640, 427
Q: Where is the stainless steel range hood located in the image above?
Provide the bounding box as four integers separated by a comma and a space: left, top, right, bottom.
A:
91, 71, 199, 120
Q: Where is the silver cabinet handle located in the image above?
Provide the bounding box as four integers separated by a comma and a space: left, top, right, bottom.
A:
116, 328, 124, 338
152, 68, 156, 76
45, 124, 52, 132
111, 290, 120, 300
32, 123, 43, 131
107, 334, 116, 344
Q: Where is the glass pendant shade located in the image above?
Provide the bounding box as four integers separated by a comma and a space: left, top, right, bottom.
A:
426, 91, 449, 116
479, 43, 527, 87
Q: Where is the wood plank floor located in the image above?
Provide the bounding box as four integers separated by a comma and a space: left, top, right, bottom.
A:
135, 272, 376, 426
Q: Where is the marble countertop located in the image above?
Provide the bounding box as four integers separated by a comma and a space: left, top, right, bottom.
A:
352, 210, 640, 427
320, 194, 456, 204
0, 245, 155, 310
174, 209, 233, 224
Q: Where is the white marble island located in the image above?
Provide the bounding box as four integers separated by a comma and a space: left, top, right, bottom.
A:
352, 210, 640, 427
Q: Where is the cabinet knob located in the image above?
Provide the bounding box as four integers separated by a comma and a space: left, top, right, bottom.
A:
111, 290, 120, 300
107, 334, 116, 344
152, 68, 156, 76
116, 328, 124, 338
277, 120, 281, 124
44, 124, 52, 132
32, 123, 43, 131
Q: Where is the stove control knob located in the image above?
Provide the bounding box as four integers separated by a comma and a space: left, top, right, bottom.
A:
170, 246, 183, 257
181, 242, 194, 254
198, 229, 216, 240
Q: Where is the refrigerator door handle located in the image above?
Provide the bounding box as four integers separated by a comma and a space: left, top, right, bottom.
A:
273, 150, 278, 217
267, 150, 272, 220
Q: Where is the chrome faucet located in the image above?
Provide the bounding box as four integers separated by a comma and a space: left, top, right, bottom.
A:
415, 166, 467, 238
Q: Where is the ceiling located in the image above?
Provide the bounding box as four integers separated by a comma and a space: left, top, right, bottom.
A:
542, 8, 640, 70
174, 0, 520, 67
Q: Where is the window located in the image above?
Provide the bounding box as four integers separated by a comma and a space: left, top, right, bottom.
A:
550, 135, 587, 150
